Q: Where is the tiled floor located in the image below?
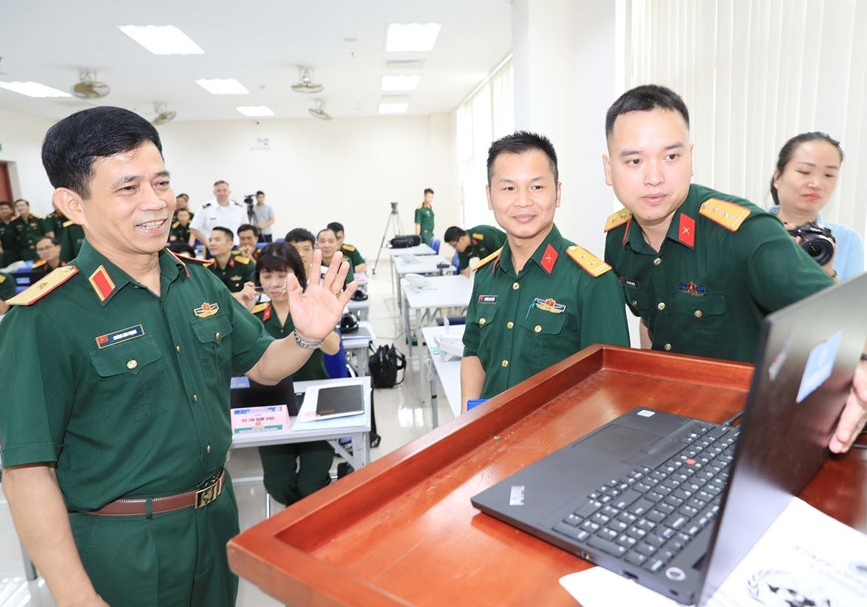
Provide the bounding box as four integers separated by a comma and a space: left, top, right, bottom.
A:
0, 256, 457, 607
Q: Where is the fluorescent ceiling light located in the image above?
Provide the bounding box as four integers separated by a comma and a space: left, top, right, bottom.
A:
381, 74, 421, 91
195, 79, 249, 95
386, 23, 441, 52
379, 102, 409, 115
0, 81, 71, 98
236, 106, 274, 117
118, 25, 204, 55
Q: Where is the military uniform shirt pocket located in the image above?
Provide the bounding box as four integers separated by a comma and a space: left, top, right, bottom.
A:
190, 315, 235, 389
623, 282, 651, 316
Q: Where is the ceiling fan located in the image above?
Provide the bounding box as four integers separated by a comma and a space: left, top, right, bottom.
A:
292, 67, 324, 94
151, 101, 177, 125
309, 99, 332, 121
71, 69, 110, 99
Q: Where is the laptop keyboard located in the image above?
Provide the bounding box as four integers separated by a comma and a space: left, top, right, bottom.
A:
553, 421, 740, 574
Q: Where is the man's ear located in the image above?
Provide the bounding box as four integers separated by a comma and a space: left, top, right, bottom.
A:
53, 188, 85, 227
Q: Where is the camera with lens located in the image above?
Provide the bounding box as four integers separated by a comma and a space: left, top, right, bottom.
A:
243, 194, 255, 208
786, 221, 835, 266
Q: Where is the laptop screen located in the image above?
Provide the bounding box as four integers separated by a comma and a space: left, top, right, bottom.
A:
230, 375, 299, 416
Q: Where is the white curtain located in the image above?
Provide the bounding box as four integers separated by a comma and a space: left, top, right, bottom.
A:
456, 57, 514, 228
622, 0, 867, 238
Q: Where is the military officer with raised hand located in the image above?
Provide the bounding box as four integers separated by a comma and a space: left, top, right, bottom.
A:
461, 131, 630, 412
0, 106, 355, 607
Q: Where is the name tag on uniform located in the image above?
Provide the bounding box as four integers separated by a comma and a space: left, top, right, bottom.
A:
95, 324, 145, 349
478, 295, 498, 304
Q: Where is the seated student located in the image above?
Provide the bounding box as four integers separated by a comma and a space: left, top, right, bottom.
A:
285, 227, 317, 281
32, 236, 64, 275
206, 226, 255, 293
0, 200, 19, 267
237, 223, 261, 261
327, 221, 367, 273
316, 228, 354, 287
767, 132, 863, 281
169, 208, 193, 247
251, 242, 341, 505
0, 271, 15, 317
444, 224, 507, 277
59, 219, 85, 263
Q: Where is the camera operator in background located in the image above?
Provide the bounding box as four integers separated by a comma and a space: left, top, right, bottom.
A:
768, 132, 864, 282
253, 191, 275, 242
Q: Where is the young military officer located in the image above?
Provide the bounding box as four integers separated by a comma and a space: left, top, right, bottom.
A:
444, 224, 507, 276
414, 188, 436, 245
237, 223, 261, 261
207, 225, 255, 292
31, 236, 64, 275
327, 221, 367, 273
169, 207, 193, 246
601, 84, 867, 455
59, 218, 85, 262
461, 132, 630, 412
0, 200, 18, 266
11, 199, 48, 261
0, 106, 355, 607
43, 203, 68, 238
0, 270, 15, 315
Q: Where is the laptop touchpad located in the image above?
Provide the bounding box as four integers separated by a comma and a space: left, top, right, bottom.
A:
573, 424, 661, 463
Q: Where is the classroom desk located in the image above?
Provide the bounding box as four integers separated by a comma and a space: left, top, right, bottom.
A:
346, 297, 370, 321
400, 274, 473, 359
341, 321, 376, 376
421, 324, 464, 420
386, 244, 437, 296
227, 346, 867, 606
392, 254, 450, 306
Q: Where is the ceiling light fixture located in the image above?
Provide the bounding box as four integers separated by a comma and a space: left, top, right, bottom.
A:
381, 74, 421, 92
0, 81, 71, 98
385, 23, 441, 52
195, 79, 249, 95
118, 25, 204, 55
291, 67, 324, 94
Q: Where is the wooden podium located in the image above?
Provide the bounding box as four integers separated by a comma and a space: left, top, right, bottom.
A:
228, 346, 867, 606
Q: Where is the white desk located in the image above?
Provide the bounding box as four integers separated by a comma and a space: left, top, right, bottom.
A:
392, 254, 451, 306
385, 244, 436, 257
341, 321, 376, 376
346, 297, 370, 321
421, 325, 464, 421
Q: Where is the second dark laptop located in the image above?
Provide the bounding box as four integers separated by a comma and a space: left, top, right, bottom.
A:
471, 272, 867, 605
230, 375, 299, 416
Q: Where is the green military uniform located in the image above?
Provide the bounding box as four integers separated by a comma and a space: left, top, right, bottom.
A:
414, 203, 435, 245
251, 302, 334, 505
463, 225, 630, 399
11, 213, 47, 261
341, 243, 365, 271
169, 220, 192, 245
0, 241, 273, 606
31, 259, 65, 277
210, 253, 255, 292
0, 220, 18, 266
604, 184, 834, 362
320, 259, 355, 289
43, 210, 67, 237
59, 220, 85, 262
456, 225, 507, 271
0, 271, 16, 301
173, 209, 195, 222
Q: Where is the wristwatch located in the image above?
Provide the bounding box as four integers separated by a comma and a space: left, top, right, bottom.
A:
293, 330, 323, 350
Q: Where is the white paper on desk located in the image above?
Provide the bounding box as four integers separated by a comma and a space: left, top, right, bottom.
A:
560, 497, 867, 606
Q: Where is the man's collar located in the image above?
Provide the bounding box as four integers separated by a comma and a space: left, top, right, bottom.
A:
496, 224, 563, 275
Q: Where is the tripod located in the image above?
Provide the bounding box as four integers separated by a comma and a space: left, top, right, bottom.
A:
372, 202, 404, 275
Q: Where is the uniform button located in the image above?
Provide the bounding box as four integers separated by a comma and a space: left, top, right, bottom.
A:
657, 302, 666, 311
631, 300, 638, 307
664, 344, 672, 351
653, 258, 662, 266
512, 282, 520, 290
126, 360, 137, 370
694, 310, 703, 318
192, 393, 199, 403
501, 360, 509, 367
215, 331, 221, 340
206, 445, 212, 454
534, 325, 542, 333
479, 318, 487, 326
176, 345, 182, 352
506, 321, 514, 329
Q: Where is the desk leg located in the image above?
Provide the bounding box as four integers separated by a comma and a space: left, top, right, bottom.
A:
350, 432, 369, 470
402, 289, 412, 359
428, 354, 439, 429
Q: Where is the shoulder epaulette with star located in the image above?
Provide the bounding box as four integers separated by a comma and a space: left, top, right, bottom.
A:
472, 232, 485, 240
30, 214, 43, 220
32, 259, 46, 268
474, 247, 502, 271
251, 302, 271, 315
172, 220, 180, 228
699, 198, 750, 232
201, 202, 212, 209
7, 266, 79, 306
604, 208, 632, 232
566, 245, 612, 278
62, 220, 75, 228
168, 249, 215, 267
232, 254, 252, 264
0, 274, 6, 284
342, 244, 356, 252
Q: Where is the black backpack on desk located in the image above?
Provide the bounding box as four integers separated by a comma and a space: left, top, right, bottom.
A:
368, 343, 406, 389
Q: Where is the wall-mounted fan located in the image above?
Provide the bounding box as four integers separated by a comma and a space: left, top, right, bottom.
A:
292, 67, 324, 94
309, 99, 332, 120
151, 102, 177, 125
71, 70, 110, 99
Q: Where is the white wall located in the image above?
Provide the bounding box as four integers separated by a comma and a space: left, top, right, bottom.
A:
0, 107, 56, 213
157, 112, 457, 259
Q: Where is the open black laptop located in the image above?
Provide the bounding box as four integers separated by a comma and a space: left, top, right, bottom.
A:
471, 272, 867, 605
230, 375, 300, 416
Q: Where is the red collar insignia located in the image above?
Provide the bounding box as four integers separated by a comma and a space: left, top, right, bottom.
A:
540, 244, 558, 274
88, 265, 116, 303
678, 214, 696, 247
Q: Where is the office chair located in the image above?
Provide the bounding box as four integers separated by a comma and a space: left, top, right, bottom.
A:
429, 237, 441, 254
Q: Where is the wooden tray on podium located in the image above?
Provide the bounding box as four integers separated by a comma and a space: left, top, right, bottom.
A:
228, 345, 867, 607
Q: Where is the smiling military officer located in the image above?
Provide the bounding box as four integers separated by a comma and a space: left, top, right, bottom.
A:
0, 106, 355, 607
461, 132, 629, 412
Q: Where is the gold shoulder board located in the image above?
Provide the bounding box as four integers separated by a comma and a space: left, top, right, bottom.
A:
251, 302, 270, 315
473, 247, 502, 271
699, 198, 750, 232
604, 208, 632, 232
62, 220, 75, 228
233, 255, 251, 264
343, 244, 356, 252
8, 266, 79, 306
566, 245, 612, 278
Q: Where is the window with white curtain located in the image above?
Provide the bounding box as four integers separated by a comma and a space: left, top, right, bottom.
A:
456, 57, 514, 228
622, 0, 866, 238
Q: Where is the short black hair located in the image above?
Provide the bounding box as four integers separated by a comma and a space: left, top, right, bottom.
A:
0, 201, 11, 209
486, 131, 559, 184
327, 221, 345, 234
317, 228, 337, 241
770, 132, 844, 205
285, 227, 315, 246
443, 226, 466, 243
238, 223, 259, 236
42, 106, 163, 199
605, 84, 690, 138
424, 188, 434, 196
256, 190, 264, 196
36, 236, 60, 247
214, 180, 229, 187
14, 198, 30, 207
255, 242, 307, 290
210, 226, 235, 240
167, 241, 196, 256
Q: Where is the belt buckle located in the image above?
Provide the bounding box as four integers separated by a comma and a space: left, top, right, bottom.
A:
194, 472, 223, 509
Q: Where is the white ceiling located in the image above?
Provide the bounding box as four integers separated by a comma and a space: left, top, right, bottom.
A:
0, 0, 512, 123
